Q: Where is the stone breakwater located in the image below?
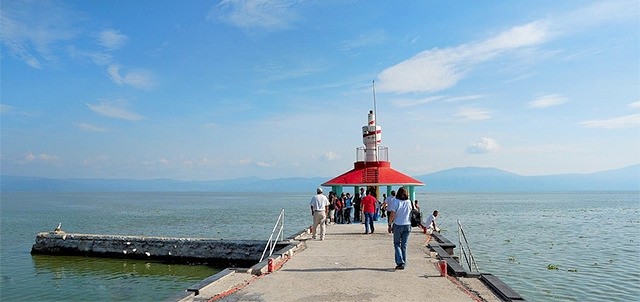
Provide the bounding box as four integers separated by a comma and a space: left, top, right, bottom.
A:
31, 232, 288, 267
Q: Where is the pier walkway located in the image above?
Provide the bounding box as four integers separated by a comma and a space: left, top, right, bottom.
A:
187, 223, 501, 302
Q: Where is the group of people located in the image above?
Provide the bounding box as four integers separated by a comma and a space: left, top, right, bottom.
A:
309, 187, 440, 270
326, 191, 354, 224
322, 188, 389, 226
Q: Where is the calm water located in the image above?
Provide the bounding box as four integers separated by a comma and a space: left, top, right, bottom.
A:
1, 191, 638, 301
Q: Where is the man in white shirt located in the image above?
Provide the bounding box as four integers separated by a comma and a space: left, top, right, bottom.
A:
424, 210, 439, 242
383, 190, 396, 224
309, 188, 329, 240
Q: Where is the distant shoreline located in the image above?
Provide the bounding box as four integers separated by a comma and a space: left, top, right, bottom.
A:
2, 164, 638, 192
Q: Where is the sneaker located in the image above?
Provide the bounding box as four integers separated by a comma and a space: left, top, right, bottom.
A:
395, 265, 405, 270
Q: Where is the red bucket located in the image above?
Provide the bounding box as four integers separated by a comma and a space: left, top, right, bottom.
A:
268, 258, 274, 273
438, 260, 448, 277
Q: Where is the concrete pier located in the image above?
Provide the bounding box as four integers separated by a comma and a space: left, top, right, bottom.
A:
173, 223, 523, 302
31, 232, 288, 267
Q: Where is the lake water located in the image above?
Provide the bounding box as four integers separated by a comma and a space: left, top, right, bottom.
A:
1, 191, 638, 301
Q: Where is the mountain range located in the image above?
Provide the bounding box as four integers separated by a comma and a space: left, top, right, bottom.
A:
1, 165, 638, 193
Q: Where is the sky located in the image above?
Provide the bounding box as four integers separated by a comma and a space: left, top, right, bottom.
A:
1, 0, 639, 181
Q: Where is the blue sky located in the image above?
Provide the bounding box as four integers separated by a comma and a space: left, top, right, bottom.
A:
1, 0, 639, 181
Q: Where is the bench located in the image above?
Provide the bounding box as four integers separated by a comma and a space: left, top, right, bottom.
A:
480, 273, 525, 301
431, 232, 456, 255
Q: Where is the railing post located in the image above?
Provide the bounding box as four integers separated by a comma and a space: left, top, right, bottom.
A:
259, 209, 286, 263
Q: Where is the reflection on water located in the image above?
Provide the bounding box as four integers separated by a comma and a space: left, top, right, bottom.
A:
26, 255, 219, 301
32, 254, 220, 280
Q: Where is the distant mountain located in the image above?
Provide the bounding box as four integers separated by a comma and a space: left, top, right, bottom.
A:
416, 165, 640, 192
1, 165, 638, 192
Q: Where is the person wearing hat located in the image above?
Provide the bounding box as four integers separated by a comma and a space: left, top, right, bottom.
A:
309, 187, 329, 240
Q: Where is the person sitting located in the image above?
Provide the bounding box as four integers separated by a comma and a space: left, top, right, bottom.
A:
424, 210, 440, 243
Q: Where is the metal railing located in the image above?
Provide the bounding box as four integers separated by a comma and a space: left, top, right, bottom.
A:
457, 220, 480, 273
259, 208, 285, 263
355, 146, 389, 162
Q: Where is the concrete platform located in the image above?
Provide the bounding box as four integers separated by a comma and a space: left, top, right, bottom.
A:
184, 223, 502, 302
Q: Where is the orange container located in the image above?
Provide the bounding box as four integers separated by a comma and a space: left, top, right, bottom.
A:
438, 260, 448, 277
268, 258, 274, 273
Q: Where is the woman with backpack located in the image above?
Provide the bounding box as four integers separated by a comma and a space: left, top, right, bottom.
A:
387, 187, 412, 270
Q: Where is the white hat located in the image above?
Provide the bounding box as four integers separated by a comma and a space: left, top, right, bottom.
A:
317, 187, 323, 194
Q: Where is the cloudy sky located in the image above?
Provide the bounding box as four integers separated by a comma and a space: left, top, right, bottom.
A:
1, 0, 638, 181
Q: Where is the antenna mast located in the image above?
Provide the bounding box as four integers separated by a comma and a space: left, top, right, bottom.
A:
372, 80, 377, 126
372, 80, 378, 161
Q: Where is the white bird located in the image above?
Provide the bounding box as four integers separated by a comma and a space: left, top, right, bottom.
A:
54, 223, 62, 233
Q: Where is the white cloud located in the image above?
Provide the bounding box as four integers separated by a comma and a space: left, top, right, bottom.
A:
107, 64, 156, 90
320, 151, 340, 161
236, 158, 253, 165
581, 114, 640, 129
76, 122, 109, 132
392, 95, 483, 108
392, 96, 443, 108
98, 29, 128, 50
212, 0, 300, 31
528, 94, 568, 108
341, 30, 387, 51
1, 104, 15, 114
67, 45, 113, 66
0, 1, 78, 68
629, 101, 640, 109
86, 100, 144, 121
23, 152, 59, 163
256, 161, 276, 167
82, 155, 109, 167
456, 107, 492, 121
466, 137, 500, 154
377, 21, 549, 93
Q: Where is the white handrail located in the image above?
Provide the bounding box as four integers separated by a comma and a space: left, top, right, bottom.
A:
259, 208, 285, 263
457, 220, 480, 272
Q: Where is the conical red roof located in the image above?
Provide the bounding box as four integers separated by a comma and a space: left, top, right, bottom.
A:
322, 161, 424, 187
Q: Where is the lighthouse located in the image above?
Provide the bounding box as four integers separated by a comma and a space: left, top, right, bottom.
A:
322, 110, 424, 201
362, 110, 382, 162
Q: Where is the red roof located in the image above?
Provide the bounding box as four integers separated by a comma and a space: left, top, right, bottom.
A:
322, 161, 424, 187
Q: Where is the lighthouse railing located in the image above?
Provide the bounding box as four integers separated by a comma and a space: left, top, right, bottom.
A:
356, 146, 389, 162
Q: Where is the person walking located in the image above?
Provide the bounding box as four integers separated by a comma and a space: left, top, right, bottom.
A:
361, 189, 377, 234
384, 190, 396, 224
309, 188, 329, 240
387, 187, 412, 270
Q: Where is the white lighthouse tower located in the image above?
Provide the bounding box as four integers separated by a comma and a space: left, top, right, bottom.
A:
362, 110, 382, 162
